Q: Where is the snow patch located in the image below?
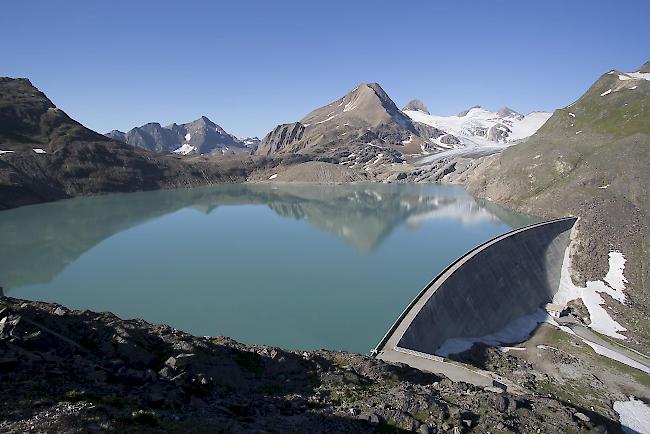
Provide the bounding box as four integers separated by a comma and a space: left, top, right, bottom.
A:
32, 148, 47, 154
628, 86, 638, 90
554, 249, 628, 339
316, 114, 338, 124
343, 101, 357, 112
599, 184, 610, 189
185, 133, 191, 141
568, 112, 575, 117
600, 89, 612, 96
435, 309, 550, 357
0, 150, 14, 154
618, 71, 650, 82
586, 343, 650, 375
172, 144, 196, 155
575, 131, 583, 135
614, 397, 650, 434
604, 251, 627, 294
268, 173, 278, 180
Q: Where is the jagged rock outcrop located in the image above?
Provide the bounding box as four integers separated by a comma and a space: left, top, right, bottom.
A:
402, 99, 429, 114
259, 122, 306, 155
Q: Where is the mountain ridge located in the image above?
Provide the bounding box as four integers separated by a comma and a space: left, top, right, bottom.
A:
106, 116, 254, 156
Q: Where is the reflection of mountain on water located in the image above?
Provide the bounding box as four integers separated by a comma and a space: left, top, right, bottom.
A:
264, 184, 460, 252
0, 183, 526, 290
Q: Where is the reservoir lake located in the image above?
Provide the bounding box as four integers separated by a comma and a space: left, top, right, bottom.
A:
0, 183, 537, 354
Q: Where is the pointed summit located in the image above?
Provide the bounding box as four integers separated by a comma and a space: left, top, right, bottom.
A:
402, 99, 429, 114
256, 82, 428, 157
298, 82, 412, 130
639, 60, 650, 73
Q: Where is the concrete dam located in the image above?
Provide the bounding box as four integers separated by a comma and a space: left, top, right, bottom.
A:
374, 217, 577, 382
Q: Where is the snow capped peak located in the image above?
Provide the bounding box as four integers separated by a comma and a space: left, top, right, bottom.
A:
404, 105, 551, 147
299, 81, 409, 129
457, 105, 483, 117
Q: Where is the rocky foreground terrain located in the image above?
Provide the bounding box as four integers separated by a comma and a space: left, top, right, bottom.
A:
0, 297, 620, 433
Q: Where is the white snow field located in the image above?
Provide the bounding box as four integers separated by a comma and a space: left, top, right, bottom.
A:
584, 341, 650, 375
404, 107, 551, 148
614, 397, 650, 434
554, 249, 629, 339
435, 309, 550, 357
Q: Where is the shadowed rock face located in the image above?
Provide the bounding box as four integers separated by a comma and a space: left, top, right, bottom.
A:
0, 183, 517, 290
395, 218, 576, 356
255, 83, 430, 158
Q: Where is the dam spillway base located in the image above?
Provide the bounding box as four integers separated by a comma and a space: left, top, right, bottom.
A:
374, 217, 577, 387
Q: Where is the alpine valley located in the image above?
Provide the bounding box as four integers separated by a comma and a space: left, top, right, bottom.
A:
1, 60, 649, 433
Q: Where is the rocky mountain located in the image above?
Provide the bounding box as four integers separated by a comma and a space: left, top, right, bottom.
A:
447, 60, 650, 353
106, 116, 254, 156
0, 77, 275, 210
404, 104, 552, 147
402, 98, 429, 114
240, 136, 261, 150
255, 83, 453, 163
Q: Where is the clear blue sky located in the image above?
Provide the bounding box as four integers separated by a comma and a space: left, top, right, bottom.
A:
2, 0, 648, 138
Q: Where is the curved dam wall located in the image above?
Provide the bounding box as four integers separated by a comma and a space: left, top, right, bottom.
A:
377, 217, 577, 357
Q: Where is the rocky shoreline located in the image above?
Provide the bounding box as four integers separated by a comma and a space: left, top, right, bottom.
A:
0, 297, 619, 433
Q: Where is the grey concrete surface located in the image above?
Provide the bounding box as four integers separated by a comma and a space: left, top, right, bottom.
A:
375, 217, 577, 386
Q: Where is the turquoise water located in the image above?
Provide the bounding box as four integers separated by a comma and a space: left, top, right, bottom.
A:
0, 183, 536, 353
